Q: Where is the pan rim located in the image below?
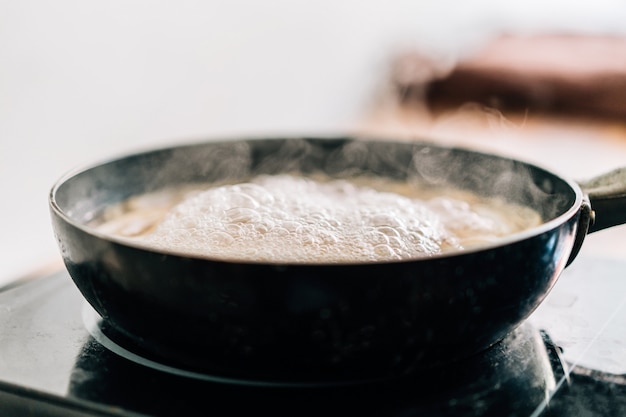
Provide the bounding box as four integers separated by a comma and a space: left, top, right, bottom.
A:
49, 136, 584, 267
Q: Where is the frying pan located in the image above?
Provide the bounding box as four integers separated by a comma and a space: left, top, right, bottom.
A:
49, 137, 626, 385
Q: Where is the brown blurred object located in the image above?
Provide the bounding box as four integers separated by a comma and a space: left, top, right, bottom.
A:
394, 34, 626, 119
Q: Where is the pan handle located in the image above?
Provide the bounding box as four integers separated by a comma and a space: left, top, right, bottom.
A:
565, 167, 626, 266
578, 167, 626, 234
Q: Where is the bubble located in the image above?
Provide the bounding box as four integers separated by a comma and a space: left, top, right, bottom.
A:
207, 231, 235, 246
224, 207, 260, 224
226, 192, 260, 209
282, 221, 302, 232
386, 236, 407, 252
235, 183, 275, 204
370, 213, 405, 228
373, 244, 398, 259
272, 226, 291, 237
375, 226, 401, 239
253, 223, 270, 235
366, 230, 390, 246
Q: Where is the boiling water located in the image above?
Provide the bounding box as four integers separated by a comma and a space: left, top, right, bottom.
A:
94, 174, 542, 263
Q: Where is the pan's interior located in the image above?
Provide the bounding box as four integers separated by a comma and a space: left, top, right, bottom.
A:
52, 137, 578, 232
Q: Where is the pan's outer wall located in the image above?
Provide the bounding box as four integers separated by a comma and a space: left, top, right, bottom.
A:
50, 138, 581, 383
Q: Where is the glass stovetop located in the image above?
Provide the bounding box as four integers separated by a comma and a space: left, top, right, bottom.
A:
0, 255, 625, 417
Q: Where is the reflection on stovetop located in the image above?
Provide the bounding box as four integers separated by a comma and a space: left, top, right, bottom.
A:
71, 313, 554, 417
0, 269, 625, 417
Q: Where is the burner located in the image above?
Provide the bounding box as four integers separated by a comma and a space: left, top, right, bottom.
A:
79, 301, 559, 416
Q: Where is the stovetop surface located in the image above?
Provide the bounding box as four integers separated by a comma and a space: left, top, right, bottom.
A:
1, 256, 625, 417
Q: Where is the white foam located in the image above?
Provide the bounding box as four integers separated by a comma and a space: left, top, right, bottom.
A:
113, 174, 540, 263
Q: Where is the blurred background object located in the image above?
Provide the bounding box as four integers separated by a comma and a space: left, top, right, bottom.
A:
2, 0, 626, 286
394, 34, 626, 118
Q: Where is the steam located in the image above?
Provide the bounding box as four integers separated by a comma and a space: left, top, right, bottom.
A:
166, 138, 575, 221
67, 137, 575, 229
408, 142, 574, 220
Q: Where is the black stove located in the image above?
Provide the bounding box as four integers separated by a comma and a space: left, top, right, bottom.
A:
1, 257, 625, 417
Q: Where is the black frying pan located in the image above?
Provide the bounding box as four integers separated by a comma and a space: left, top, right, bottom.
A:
49, 137, 626, 385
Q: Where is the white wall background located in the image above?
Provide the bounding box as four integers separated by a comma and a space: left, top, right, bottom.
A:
2, 0, 625, 284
